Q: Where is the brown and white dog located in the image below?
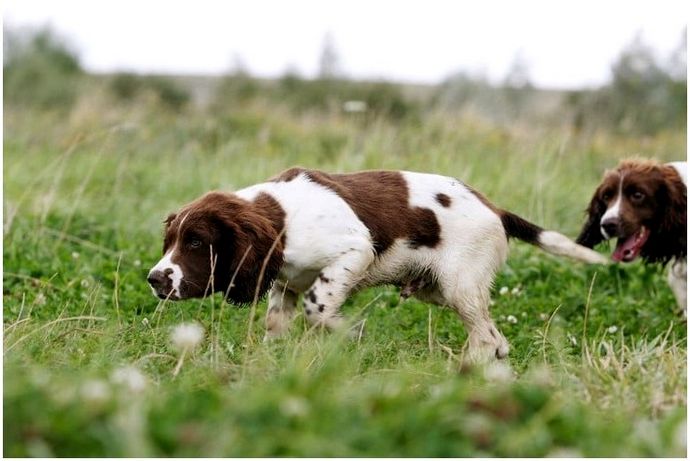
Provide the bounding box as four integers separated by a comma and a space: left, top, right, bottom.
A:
576, 159, 687, 315
148, 168, 606, 364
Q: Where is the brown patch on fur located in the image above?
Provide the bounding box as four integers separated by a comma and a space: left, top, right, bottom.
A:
162, 191, 285, 304
300, 169, 441, 253
435, 193, 452, 207
270, 167, 306, 182
577, 158, 686, 264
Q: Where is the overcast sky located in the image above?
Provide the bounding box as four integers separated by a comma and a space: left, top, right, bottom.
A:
3, 0, 687, 88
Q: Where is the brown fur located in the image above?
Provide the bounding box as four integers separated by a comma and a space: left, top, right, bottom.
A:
435, 193, 452, 207
577, 159, 686, 264
163, 191, 285, 304
299, 169, 442, 253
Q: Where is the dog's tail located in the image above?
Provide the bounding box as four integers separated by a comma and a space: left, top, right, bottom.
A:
500, 210, 608, 264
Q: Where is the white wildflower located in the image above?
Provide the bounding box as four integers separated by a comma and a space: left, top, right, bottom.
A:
111, 366, 147, 393
511, 286, 521, 296
567, 332, 578, 346
171, 322, 205, 377
35, 292, 46, 306
80, 279, 89, 287
499, 286, 509, 296
141, 317, 149, 327
607, 325, 618, 334
483, 361, 514, 382
539, 312, 549, 321
280, 396, 310, 418
171, 322, 205, 352
343, 100, 367, 113
506, 315, 518, 324
520, 312, 527, 317
133, 259, 141, 267
547, 447, 583, 458
71, 252, 80, 259
81, 379, 111, 406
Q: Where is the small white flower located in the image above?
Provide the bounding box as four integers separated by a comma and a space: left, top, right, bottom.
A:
111, 366, 147, 393
607, 325, 618, 334
171, 322, 205, 351
133, 259, 141, 267
499, 286, 509, 296
141, 317, 150, 327
280, 396, 310, 417
539, 312, 549, 321
567, 332, 578, 346
483, 361, 514, 382
520, 312, 527, 317
342, 100, 367, 113
71, 252, 80, 259
506, 315, 518, 324
547, 448, 583, 458
80, 279, 89, 287
35, 293, 46, 306
81, 379, 111, 405
511, 286, 521, 296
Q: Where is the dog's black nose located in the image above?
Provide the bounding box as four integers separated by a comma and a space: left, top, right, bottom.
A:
147, 270, 167, 290
601, 219, 619, 237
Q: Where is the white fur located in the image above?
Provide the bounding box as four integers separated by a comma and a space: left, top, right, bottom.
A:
539, 231, 609, 264
669, 161, 687, 184
149, 248, 184, 298
600, 175, 624, 239
237, 171, 523, 363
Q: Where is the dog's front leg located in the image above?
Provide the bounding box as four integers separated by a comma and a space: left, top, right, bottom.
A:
302, 246, 375, 332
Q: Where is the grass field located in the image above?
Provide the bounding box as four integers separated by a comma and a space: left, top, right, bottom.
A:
3, 98, 687, 457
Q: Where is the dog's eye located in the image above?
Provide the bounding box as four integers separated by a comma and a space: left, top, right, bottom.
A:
602, 190, 613, 201
189, 239, 203, 249
630, 191, 645, 202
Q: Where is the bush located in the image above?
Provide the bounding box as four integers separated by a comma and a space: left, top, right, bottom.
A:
4, 27, 83, 110
566, 34, 687, 135
108, 73, 190, 111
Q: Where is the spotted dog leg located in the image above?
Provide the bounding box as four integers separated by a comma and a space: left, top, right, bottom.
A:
303, 248, 375, 332
264, 281, 299, 340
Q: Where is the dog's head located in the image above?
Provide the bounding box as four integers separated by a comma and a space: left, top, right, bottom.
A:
576, 159, 686, 264
147, 191, 284, 304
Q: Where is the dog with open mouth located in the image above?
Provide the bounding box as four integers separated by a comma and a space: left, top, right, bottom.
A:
576, 159, 687, 315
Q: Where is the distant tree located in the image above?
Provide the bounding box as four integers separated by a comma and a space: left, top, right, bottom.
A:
318, 32, 342, 79
565, 32, 686, 135
502, 51, 534, 118
667, 28, 687, 81
4, 26, 83, 110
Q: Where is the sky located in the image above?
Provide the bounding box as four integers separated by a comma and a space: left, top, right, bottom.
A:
3, 0, 687, 89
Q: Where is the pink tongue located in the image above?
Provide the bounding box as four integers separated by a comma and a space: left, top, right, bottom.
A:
612, 229, 647, 262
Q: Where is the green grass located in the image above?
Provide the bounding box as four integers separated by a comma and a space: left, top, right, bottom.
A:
3, 99, 687, 457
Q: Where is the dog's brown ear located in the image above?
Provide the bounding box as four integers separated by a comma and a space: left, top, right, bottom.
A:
653, 167, 687, 262
576, 187, 607, 248
164, 213, 177, 227
208, 193, 283, 305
